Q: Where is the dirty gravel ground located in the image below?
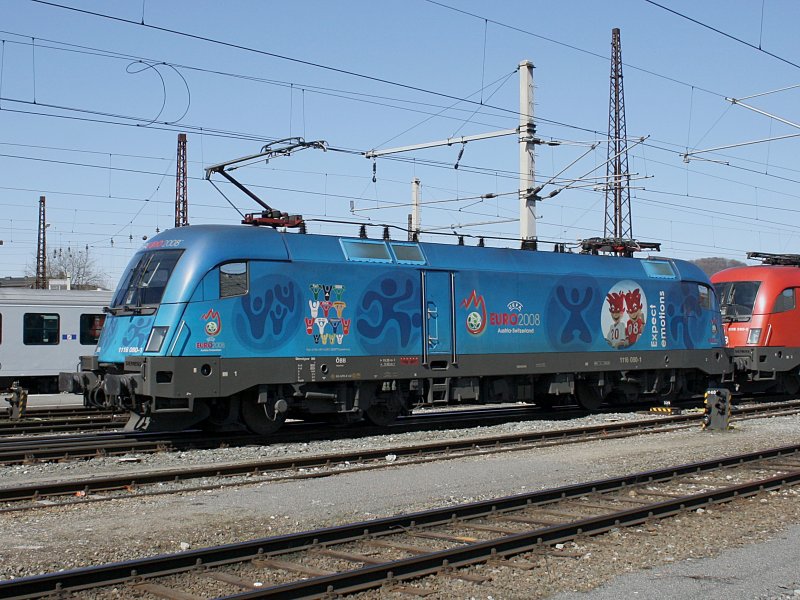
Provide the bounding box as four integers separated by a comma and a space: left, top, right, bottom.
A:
1, 410, 799, 598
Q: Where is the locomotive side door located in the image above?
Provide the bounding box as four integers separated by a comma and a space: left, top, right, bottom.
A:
421, 271, 455, 366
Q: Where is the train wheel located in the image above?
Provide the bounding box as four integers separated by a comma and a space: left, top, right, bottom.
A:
201, 396, 243, 432
781, 374, 800, 395
575, 382, 604, 411
364, 401, 402, 426
362, 384, 404, 426
241, 394, 287, 436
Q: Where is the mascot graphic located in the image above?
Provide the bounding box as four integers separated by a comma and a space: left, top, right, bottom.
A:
605, 291, 628, 348
624, 288, 645, 345
602, 282, 647, 349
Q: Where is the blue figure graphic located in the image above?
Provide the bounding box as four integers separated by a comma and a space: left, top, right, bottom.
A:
234, 279, 300, 350
119, 316, 152, 350
667, 284, 703, 349
357, 276, 422, 351
556, 285, 594, 344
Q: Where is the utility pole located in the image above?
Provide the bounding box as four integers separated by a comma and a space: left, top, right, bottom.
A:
175, 133, 188, 227
410, 178, 421, 241
35, 196, 47, 290
518, 60, 537, 247
365, 60, 537, 247
604, 28, 632, 242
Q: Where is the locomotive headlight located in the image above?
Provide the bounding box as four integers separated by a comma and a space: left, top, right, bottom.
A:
145, 326, 169, 352
747, 328, 762, 345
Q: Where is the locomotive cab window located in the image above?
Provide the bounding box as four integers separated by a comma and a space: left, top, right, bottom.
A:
714, 280, 761, 321
773, 288, 796, 313
220, 262, 248, 297
112, 248, 184, 308
80, 314, 106, 345
24, 313, 59, 345
340, 239, 392, 263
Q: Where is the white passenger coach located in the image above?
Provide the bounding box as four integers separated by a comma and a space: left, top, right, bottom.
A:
0, 288, 111, 392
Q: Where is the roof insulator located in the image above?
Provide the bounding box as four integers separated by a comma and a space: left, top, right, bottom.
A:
359, 224, 368, 239
383, 226, 390, 241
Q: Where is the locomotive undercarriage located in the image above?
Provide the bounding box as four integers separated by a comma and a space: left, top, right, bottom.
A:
723, 346, 800, 396
60, 349, 725, 433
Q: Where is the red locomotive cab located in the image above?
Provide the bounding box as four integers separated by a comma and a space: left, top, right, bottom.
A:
711, 252, 800, 394
713, 264, 800, 349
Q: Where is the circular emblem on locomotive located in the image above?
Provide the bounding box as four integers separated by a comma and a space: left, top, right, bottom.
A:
603, 280, 647, 349
466, 311, 483, 333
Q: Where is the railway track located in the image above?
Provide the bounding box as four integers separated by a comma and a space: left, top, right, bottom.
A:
0, 404, 587, 465
4, 397, 799, 467
3, 400, 800, 511
0, 406, 112, 420
0, 414, 128, 436
2, 443, 799, 598
0, 393, 783, 438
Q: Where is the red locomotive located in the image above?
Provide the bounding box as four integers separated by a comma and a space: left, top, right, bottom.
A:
711, 252, 800, 394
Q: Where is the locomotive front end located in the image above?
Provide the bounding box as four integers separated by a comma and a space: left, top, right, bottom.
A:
60, 235, 190, 427
712, 254, 800, 394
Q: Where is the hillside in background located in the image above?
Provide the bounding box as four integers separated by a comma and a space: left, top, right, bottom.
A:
691, 257, 747, 277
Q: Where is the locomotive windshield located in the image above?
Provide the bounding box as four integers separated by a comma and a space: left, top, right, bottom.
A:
714, 280, 760, 321
110, 249, 184, 311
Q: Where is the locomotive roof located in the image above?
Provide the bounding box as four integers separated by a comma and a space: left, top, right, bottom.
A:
711, 263, 800, 287
136, 224, 710, 304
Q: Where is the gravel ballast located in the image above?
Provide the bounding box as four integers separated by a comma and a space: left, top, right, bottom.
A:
1, 409, 799, 598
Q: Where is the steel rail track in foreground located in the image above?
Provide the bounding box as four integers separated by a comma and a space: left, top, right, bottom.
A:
2, 401, 800, 509
1, 444, 799, 599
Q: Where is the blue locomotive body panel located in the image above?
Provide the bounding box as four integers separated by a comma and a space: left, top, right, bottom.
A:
95, 225, 723, 364
74, 224, 729, 431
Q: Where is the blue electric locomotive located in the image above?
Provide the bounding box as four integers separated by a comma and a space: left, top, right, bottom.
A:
61, 224, 727, 432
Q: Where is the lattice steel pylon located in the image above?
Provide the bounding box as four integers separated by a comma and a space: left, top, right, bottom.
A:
35, 195, 47, 289
604, 28, 633, 242
175, 133, 188, 227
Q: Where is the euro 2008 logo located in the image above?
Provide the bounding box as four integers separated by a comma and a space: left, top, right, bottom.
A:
461, 290, 487, 335
202, 309, 222, 337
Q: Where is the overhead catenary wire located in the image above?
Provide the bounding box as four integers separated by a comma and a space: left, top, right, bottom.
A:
28, 0, 525, 120
3, 1, 799, 273
643, 0, 800, 71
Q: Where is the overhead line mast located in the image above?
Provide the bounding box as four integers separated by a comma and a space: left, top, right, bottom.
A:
582, 28, 659, 257
604, 27, 632, 243
175, 133, 189, 227
365, 60, 538, 248
35, 196, 47, 290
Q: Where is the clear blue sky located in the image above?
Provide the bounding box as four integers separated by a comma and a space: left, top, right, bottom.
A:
2, 0, 799, 287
